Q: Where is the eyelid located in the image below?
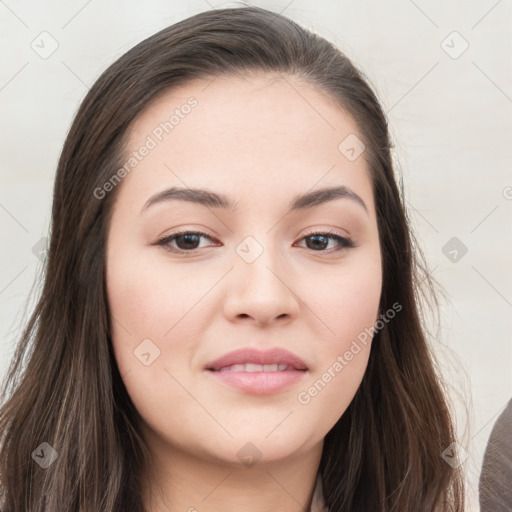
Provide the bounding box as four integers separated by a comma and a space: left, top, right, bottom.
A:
300, 226, 350, 239
159, 226, 351, 240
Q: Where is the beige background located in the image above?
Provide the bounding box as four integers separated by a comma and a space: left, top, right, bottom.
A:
1, 1, 511, 509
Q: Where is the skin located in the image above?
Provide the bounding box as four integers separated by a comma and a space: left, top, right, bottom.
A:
106, 72, 382, 512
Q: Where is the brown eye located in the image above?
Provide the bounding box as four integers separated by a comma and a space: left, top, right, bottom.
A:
298, 232, 355, 252
154, 229, 355, 254
156, 230, 218, 253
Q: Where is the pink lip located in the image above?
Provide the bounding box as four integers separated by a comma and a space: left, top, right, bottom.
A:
204, 347, 308, 371
204, 348, 308, 395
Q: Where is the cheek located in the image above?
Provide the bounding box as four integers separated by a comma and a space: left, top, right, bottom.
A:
106, 239, 163, 372
300, 254, 382, 352
106, 246, 220, 392
335, 268, 382, 345
293, 254, 382, 422
107, 230, 200, 333
105, 259, 196, 430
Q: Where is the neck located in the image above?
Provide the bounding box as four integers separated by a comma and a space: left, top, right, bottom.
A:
140, 429, 324, 512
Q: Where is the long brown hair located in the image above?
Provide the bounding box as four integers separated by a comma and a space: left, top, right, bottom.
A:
0, 6, 465, 511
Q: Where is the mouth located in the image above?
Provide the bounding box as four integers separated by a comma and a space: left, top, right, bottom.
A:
204, 347, 308, 395
209, 363, 304, 373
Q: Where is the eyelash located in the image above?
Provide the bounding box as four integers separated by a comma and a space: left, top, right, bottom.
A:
155, 228, 355, 255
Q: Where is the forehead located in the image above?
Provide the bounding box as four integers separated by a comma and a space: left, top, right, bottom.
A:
118, 72, 373, 211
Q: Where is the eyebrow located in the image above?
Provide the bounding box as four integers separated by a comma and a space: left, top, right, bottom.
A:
141, 185, 368, 215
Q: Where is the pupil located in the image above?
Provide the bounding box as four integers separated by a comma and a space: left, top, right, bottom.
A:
307, 234, 328, 250
178, 234, 199, 249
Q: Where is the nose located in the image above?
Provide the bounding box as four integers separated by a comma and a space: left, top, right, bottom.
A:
223, 238, 300, 327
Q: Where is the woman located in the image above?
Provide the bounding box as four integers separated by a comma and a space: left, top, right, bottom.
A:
0, 6, 465, 511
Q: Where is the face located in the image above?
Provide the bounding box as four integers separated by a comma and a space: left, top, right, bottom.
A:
106, 72, 382, 468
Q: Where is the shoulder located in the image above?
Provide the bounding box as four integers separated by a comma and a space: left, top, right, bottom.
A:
479, 398, 512, 511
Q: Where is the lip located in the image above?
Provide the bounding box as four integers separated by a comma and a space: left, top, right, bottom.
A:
204, 347, 308, 371
204, 348, 308, 395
